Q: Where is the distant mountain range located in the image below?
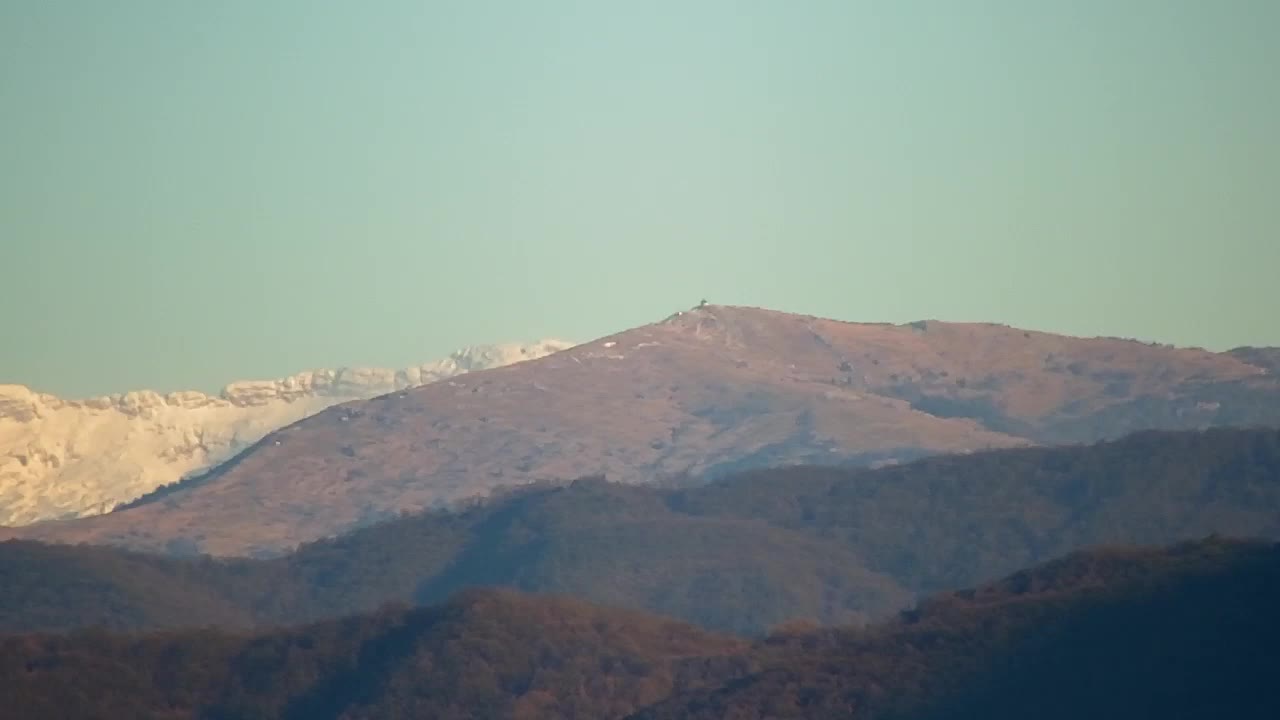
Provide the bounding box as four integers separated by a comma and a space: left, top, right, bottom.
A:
0, 340, 573, 526
8, 304, 1278, 556
3, 537, 1275, 719
3, 427, 1276, 637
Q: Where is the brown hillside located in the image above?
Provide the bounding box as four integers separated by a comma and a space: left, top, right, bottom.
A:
0, 588, 747, 720
9, 305, 1277, 556
2, 539, 1275, 720
631, 538, 1280, 720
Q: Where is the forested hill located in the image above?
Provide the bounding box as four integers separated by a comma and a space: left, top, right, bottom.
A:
669, 425, 1280, 594
1, 427, 1277, 637
1, 538, 1275, 719
0, 588, 747, 720
631, 537, 1280, 720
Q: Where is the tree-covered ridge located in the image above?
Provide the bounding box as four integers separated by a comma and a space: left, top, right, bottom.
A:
672, 426, 1280, 593
633, 537, 1280, 720
1, 539, 1275, 719
14, 305, 1280, 558
0, 588, 746, 720
1, 427, 1277, 637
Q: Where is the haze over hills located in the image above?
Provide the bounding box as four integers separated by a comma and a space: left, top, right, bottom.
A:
0, 340, 573, 526
8, 304, 1279, 556
2, 427, 1276, 637
2, 537, 1275, 719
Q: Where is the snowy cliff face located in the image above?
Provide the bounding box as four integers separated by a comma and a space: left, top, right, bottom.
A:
0, 340, 574, 526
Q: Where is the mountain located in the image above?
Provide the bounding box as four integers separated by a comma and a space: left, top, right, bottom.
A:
0, 485, 912, 637
9, 304, 1280, 556
633, 537, 1280, 720
2, 427, 1276, 637
2, 538, 1275, 720
0, 340, 573, 526
0, 588, 746, 720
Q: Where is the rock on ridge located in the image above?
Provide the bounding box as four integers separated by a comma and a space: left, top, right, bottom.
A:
0, 339, 574, 526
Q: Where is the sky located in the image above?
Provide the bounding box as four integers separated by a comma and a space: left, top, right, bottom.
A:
3, 1, 1277, 398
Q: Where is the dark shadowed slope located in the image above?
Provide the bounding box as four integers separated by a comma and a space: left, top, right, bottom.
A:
0, 589, 746, 720
672, 426, 1280, 594
9, 305, 1279, 556
1230, 346, 1280, 374
631, 537, 1280, 720
2, 539, 1275, 720
0, 541, 255, 633
0, 482, 910, 638
1, 427, 1277, 638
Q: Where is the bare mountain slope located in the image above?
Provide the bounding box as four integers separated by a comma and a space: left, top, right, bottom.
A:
9, 305, 1278, 556
0, 340, 572, 526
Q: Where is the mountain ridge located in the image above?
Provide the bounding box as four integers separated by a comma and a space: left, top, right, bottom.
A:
0, 340, 574, 526
10, 304, 1280, 555
2, 537, 1276, 720
2, 426, 1276, 636
632, 536, 1280, 720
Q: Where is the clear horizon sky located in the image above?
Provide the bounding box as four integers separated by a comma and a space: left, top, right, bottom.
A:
3, 1, 1277, 398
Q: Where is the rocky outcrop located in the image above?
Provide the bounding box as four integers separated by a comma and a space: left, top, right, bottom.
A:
0, 340, 573, 526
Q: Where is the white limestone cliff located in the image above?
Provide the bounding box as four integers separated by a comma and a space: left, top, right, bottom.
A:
0, 340, 574, 526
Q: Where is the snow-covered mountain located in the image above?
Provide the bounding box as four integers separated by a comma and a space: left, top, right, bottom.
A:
0, 340, 574, 526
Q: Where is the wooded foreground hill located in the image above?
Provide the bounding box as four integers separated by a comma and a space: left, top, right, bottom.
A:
11, 305, 1279, 556
633, 537, 1280, 720
2, 427, 1277, 637
2, 538, 1275, 719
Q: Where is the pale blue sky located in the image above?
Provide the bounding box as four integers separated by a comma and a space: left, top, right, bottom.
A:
3, 1, 1277, 397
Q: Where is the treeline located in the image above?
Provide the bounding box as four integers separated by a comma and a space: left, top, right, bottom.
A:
1, 538, 1276, 719
2, 427, 1278, 636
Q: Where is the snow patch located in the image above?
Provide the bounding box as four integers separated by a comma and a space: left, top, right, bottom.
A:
0, 339, 574, 526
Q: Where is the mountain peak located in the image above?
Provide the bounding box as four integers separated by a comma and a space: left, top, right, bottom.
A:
12, 307, 1280, 556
